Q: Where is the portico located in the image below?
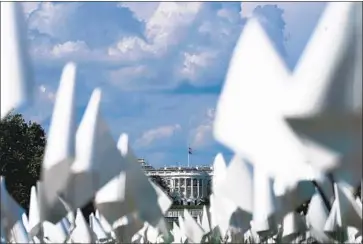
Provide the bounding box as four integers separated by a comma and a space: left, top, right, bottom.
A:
145, 166, 213, 205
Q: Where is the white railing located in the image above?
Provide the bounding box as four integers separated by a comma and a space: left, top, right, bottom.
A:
145, 171, 212, 177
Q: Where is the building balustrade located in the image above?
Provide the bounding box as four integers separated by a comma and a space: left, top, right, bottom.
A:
164, 207, 207, 227
166, 208, 203, 218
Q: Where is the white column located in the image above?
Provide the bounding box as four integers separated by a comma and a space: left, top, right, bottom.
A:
181, 178, 184, 199
197, 178, 200, 198
203, 179, 206, 197
201, 179, 204, 198
173, 178, 176, 192
177, 178, 180, 196
183, 178, 186, 198
185, 178, 188, 202
201, 179, 204, 197
191, 178, 194, 199
185, 177, 190, 199
184, 178, 187, 199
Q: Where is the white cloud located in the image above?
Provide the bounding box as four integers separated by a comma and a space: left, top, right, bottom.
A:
27, 2, 80, 38
108, 36, 155, 61
39, 85, 46, 93
30, 41, 104, 63
190, 108, 215, 149
240, 2, 326, 67
26, 2, 326, 92
180, 51, 218, 82
193, 124, 213, 147
21, 2, 40, 17
217, 5, 241, 24
108, 2, 243, 89
38, 84, 56, 102
108, 65, 163, 90
118, 2, 159, 22
51, 41, 89, 57
145, 2, 202, 48
109, 2, 203, 59
240, 2, 324, 20
135, 124, 182, 148
240, 2, 262, 19
22, 2, 330, 167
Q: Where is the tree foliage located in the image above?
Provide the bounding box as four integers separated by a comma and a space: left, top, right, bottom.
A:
0, 112, 46, 212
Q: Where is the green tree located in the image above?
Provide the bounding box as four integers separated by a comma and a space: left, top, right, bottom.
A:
0, 112, 46, 212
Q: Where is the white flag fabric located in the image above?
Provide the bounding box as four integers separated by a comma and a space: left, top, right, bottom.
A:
285, 2, 362, 191
213, 17, 312, 182
1, 2, 34, 119
181, 209, 205, 243
39, 63, 77, 224
306, 190, 331, 243
66, 89, 129, 212
70, 209, 94, 243
28, 185, 41, 237
116, 134, 164, 229
281, 212, 307, 243
201, 205, 211, 234
215, 156, 254, 214
94, 171, 134, 226
0, 177, 30, 243
252, 165, 278, 237
89, 213, 109, 241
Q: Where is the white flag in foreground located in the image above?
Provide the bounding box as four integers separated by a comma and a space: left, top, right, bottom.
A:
1, 2, 34, 119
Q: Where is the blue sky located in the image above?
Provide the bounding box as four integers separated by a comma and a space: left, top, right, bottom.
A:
20, 2, 327, 168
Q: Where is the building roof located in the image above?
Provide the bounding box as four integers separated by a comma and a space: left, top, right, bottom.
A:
139, 159, 213, 175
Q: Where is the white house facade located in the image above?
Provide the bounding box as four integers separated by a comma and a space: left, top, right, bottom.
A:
139, 159, 213, 205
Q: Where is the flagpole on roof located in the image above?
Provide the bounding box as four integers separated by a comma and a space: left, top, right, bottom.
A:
188, 147, 192, 168
188, 147, 190, 168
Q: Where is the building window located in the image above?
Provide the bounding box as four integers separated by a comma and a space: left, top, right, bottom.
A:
180, 178, 185, 186
193, 179, 197, 186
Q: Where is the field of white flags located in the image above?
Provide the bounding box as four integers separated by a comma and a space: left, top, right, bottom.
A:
1, 1, 362, 244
